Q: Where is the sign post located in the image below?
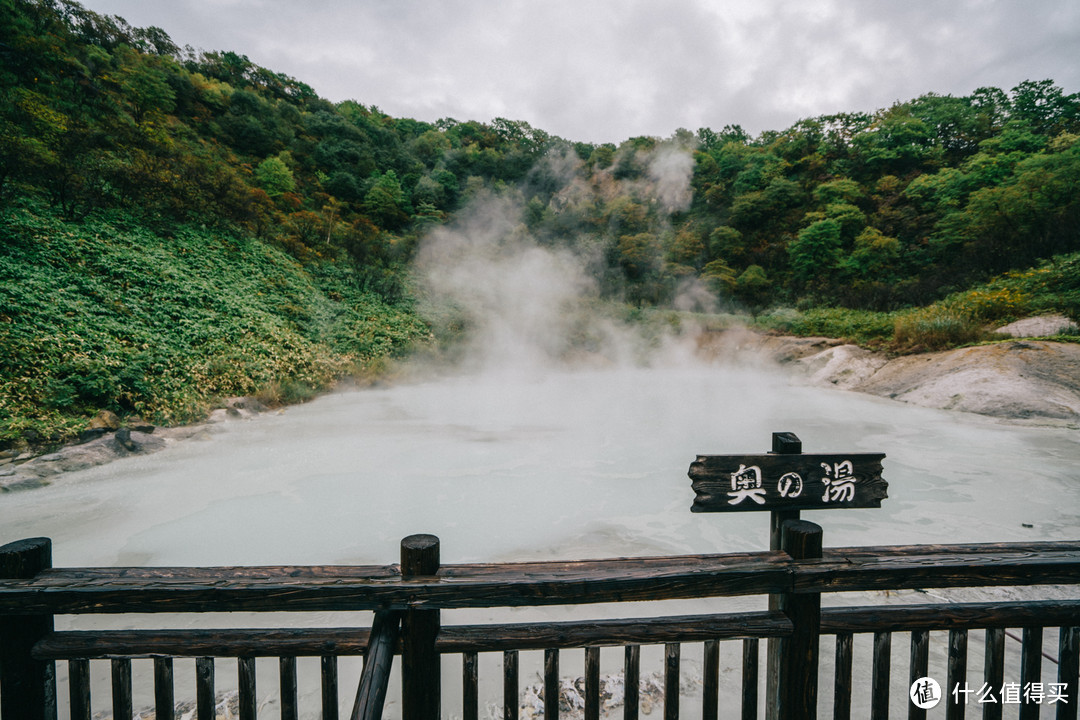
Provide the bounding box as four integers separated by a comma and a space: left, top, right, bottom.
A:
688, 432, 887, 720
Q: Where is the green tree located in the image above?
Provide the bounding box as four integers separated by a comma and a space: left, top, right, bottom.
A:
789, 218, 842, 289
363, 170, 410, 229
254, 154, 295, 196
733, 264, 772, 313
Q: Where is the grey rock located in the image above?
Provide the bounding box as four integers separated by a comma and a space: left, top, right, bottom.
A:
995, 315, 1078, 338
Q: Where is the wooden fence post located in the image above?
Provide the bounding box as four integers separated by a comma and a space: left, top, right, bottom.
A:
767, 432, 802, 720
0, 537, 57, 720
776, 519, 823, 720
401, 534, 441, 720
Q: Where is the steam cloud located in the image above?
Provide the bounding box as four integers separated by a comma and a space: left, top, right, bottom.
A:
412, 141, 706, 374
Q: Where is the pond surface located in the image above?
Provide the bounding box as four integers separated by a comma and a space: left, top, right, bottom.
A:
3, 358, 1078, 718
5, 359, 1077, 567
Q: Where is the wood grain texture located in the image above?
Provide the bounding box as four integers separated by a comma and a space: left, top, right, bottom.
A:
0, 537, 56, 720
6, 542, 1080, 615
690, 453, 887, 512
32, 610, 793, 659
351, 611, 400, 720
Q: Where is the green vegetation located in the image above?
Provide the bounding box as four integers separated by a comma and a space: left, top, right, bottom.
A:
2, 0, 1080, 448
754, 252, 1080, 350
0, 201, 428, 445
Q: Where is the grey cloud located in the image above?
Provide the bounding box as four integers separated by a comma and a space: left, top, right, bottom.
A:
86, 0, 1080, 143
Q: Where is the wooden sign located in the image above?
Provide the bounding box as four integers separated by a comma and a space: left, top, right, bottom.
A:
689, 452, 887, 512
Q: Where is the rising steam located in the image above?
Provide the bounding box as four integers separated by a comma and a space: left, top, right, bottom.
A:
412, 141, 705, 373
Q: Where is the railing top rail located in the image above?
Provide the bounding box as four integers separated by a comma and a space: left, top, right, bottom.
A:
1, 541, 1079, 615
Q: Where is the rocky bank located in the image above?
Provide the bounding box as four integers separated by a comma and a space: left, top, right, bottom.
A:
0, 397, 271, 492
707, 315, 1080, 425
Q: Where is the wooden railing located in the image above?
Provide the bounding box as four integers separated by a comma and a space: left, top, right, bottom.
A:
2, 531, 1080, 720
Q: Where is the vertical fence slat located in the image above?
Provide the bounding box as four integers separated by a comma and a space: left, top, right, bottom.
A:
280, 657, 298, 720
322, 655, 339, 720
585, 647, 600, 720
504, 650, 519, 720
463, 652, 479, 720
196, 657, 215, 720
665, 643, 680, 720
544, 649, 559, 720
625, 645, 640, 720
155, 657, 174, 720
238, 657, 257, 720
983, 628, 1005, 720
743, 638, 760, 720
908, 630, 930, 720
0, 538, 56, 720
1058, 627, 1079, 720
777, 520, 822, 720
703, 639, 720, 720
834, 633, 853, 720
351, 610, 400, 720
947, 629, 968, 720
111, 658, 132, 720
1019, 627, 1043, 720
401, 534, 441, 720
68, 659, 91, 720
872, 631, 892, 720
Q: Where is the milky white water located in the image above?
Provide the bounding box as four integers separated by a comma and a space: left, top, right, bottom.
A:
4, 360, 1077, 567
3, 358, 1078, 718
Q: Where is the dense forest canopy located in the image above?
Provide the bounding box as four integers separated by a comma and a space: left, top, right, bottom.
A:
2, 0, 1079, 444
4, 0, 1080, 308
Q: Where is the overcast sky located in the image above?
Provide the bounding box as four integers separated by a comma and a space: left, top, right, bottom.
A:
84, 0, 1080, 145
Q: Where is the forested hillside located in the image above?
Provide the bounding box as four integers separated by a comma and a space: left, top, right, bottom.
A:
2, 0, 1079, 446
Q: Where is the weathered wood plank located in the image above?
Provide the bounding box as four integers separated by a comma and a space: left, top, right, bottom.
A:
585, 646, 600, 720
279, 657, 298, 720
625, 645, 640, 720
946, 630, 967, 720
68, 659, 91, 720
154, 657, 174, 720
742, 638, 759, 720
32, 610, 792, 660
690, 452, 887, 512
463, 652, 479, 720
437, 610, 792, 652
820, 600, 1080, 634
1057, 627, 1078, 720
908, 631, 929, 720
322, 655, 339, 720
833, 633, 853, 720
5, 543, 1080, 614
238, 657, 257, 720
795, 548, 1080, 594
196, 657, 215, 720
777, 520, 822, 720
0, 552, 792, 613
0, 537, 56, 720
504, 650, 519, 720
664, 643, 679, 720
401, 534, 440, 720
544, 649, 558, 720
111, 658, 132, 720
983, 628, 1005, 720
36, 627, 372, 658
350, 611, 400, 720
1019, 627, 1042, 720
871, 631, 891, 720
702, 639, 719, 720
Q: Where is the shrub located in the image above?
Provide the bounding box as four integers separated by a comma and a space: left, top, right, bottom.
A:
893, 309, 984, 350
